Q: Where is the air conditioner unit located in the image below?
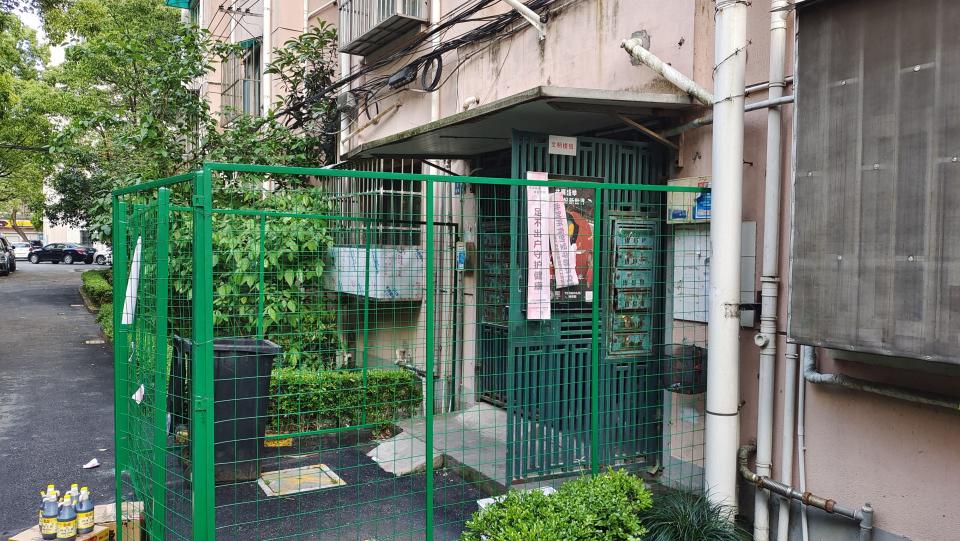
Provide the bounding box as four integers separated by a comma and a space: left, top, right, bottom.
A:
339, 0, 430, 56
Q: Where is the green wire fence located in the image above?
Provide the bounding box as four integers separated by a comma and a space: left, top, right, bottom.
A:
112, 160, 711, 540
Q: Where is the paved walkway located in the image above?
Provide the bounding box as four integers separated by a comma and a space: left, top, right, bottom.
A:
0, 262, 115, 536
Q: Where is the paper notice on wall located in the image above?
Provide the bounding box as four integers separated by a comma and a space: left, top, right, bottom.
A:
549, 191, 579, 289
121, 236, 142, 325
526, 172, 551, 320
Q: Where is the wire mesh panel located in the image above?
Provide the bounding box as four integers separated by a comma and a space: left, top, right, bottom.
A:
114, 178, 197, 541
113, 161, 710, 540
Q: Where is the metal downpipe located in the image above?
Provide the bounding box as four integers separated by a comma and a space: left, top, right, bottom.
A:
704, 0, 748, 514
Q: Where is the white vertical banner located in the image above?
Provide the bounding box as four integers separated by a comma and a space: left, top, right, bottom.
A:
122, 236, 142, 326
549, 191, 579, 289
526, 172, 551, 320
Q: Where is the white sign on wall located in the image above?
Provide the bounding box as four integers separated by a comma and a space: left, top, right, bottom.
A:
548, 135, 578, 156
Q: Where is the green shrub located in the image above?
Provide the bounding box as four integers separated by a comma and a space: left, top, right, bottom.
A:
462, 469, 653, 541
103, 268, 113, 285
81, 269, 112, 306
639, 490, 748, 541
267, 367, 421, 434
96, 302, 114, 341
168, 189, 342, 370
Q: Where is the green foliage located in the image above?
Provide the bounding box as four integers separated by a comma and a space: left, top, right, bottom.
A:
42, 0, 214, 240
168, 188, 339, 370
39, 0, 340, 240
264, 22, 339, 160
96, 301, 114, 341
463, 469, 654, 541
268, 368, 422, 434
0, 12, 52, 224
81, 269, 112, 306
639, 490, 748, 541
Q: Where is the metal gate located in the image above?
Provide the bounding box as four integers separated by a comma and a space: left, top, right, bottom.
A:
477, 132, 670, 483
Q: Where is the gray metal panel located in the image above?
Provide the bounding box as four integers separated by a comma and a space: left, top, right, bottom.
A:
790, 0, 960, 364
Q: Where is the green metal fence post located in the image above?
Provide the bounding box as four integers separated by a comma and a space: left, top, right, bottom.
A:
112, 198, 128, 541
590, 187, 604, 475
191, 168, 216, 541
424, 180, 436, 540
150, 188, 171, 541
256, 214, 266, 340
361, 220, 371, 425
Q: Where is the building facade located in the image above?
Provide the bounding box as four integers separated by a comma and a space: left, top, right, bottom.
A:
176, 1, 960, 540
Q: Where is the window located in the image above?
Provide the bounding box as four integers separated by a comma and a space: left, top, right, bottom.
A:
221, 40, 262, 124
321, 158, 423, 247
790, 0, 960, 364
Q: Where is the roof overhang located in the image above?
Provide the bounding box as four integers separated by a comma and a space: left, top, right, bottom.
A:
346, 86, 699, 159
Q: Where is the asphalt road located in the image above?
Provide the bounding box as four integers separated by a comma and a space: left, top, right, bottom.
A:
0, 261, 116, 536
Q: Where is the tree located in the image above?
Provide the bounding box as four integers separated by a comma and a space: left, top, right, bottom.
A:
0, 12, 52, 240
43, 0, 213, 239
41, 0, 342, 240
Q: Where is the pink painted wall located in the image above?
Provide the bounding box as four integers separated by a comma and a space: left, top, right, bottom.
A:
346, 0, 697, 151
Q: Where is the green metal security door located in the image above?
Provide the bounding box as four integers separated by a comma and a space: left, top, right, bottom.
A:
477, 131, 670, 484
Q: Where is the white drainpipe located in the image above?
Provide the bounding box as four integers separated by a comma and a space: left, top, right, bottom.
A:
753, 1, 789, 539
262, 0, 272, 115
705, 0, 748, 514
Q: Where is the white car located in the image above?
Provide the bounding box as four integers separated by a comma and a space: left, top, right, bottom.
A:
95, 249, 112, 266
10, 241, 32, 260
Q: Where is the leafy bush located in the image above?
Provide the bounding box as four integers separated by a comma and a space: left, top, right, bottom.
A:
96, 302, 114, 341
639, 490, 748, 541
169, 188, 342, 370
268, 367, 421, 434
462, 469, 653, 541
81, 269, 112, 306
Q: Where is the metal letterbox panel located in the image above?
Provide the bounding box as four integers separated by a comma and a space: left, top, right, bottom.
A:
615, 248, 655, 269
609, 313, 652, 333
615, 226, 658, 249
615, 289, 654, 311
608, 332, 653, 355
614, 269, 655, 289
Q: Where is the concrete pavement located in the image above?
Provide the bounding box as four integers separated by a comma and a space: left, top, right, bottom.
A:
0, 261, 115, 536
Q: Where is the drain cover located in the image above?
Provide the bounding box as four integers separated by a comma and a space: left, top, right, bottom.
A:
258, 464, 345, 497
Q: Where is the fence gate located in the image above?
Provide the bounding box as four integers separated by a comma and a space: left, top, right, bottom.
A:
476, 132, 671, 484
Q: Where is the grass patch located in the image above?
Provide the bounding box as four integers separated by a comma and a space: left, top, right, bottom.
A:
639, 490, 749, 541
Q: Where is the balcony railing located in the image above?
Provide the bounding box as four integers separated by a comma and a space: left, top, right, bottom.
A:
339, 0, 429, 56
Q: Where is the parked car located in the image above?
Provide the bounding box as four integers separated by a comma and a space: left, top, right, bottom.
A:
10, 241, 32, 260
0, 238, 16, 275
29, 240, 42, 249
29, 243, 95, 264
95, 248, 112, 266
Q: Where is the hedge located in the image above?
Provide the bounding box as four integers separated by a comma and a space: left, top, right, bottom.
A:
81, 269, 112, 307
96, 302, 114, 341
462, 469, 653, 541
267, 367, 422, 435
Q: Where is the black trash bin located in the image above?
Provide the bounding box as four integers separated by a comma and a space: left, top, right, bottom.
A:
170, 335, 281, 483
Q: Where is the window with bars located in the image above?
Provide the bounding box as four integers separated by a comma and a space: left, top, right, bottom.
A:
322, 158, 423, 246
221, 40, 262, 124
